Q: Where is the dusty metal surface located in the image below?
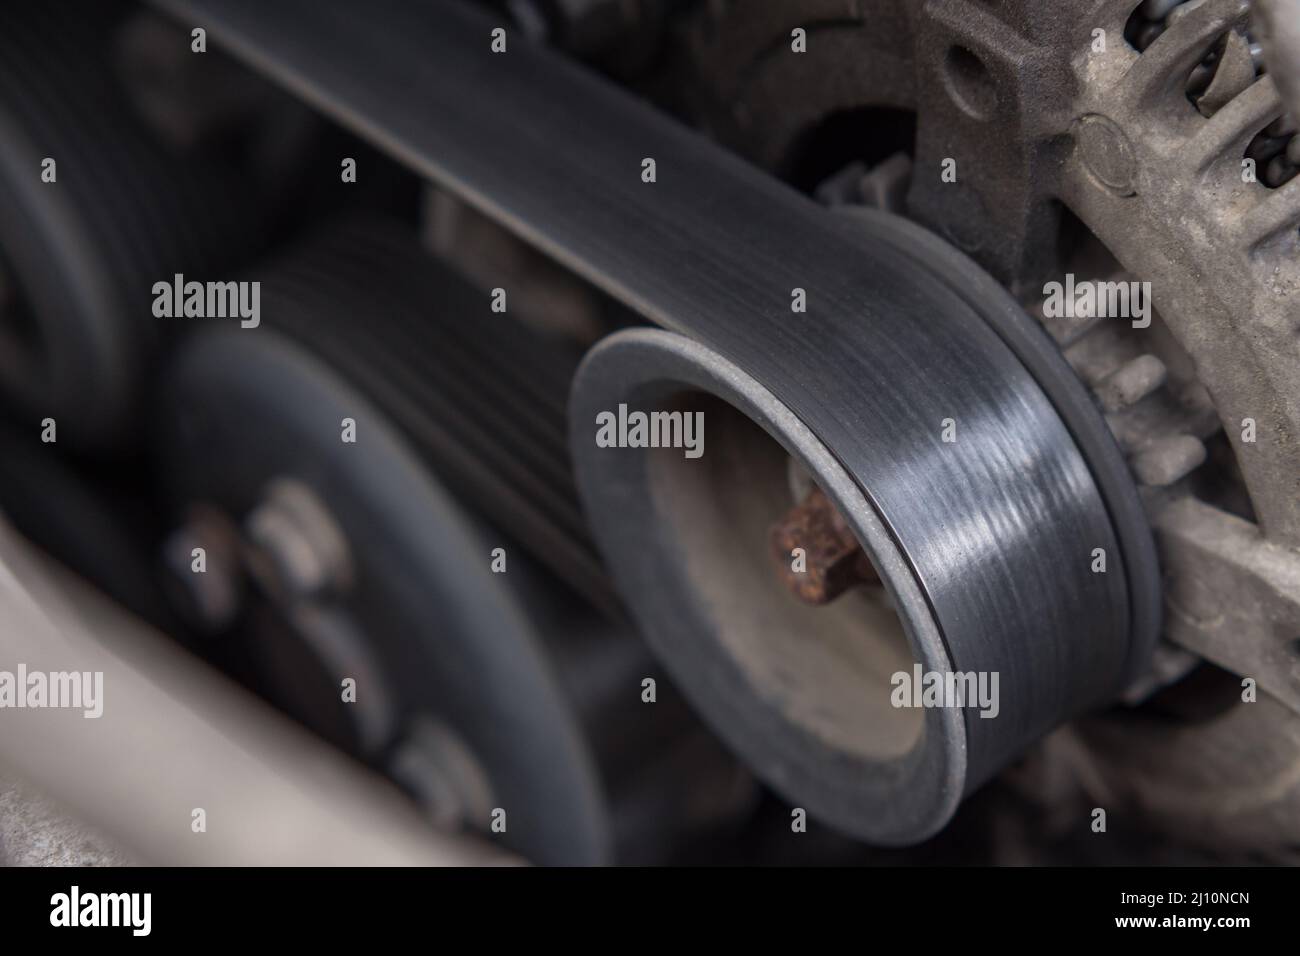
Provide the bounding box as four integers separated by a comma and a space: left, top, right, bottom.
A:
0, 772, 135, 867
1256, 0, 1300, 120
1150, 494, 1300, 712
1061, 0, 1300, 545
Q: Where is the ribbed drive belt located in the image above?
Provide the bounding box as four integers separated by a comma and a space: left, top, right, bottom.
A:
150, 0, 1159, 791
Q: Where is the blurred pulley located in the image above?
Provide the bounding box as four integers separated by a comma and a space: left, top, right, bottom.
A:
160, 325, 611, 865
157, 219, 753, 864
0, 0, 254, 448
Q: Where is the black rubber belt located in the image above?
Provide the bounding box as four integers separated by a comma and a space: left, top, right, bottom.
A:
252, 217, 619, 617
151, 0, 1159, 788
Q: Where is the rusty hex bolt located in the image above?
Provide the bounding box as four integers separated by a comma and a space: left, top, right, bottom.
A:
770, 485, 877, 605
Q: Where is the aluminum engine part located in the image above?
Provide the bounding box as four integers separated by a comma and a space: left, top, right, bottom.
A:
1057, 1, 1300, 708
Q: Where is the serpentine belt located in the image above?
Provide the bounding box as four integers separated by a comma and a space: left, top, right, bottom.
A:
148, 0, 1160, 794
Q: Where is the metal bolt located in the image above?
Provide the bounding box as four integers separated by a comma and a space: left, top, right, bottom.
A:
244, 478, 353, 601
769, 485, 878, 605
387, 717, 496, 831
1076, 114, 1138, 197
